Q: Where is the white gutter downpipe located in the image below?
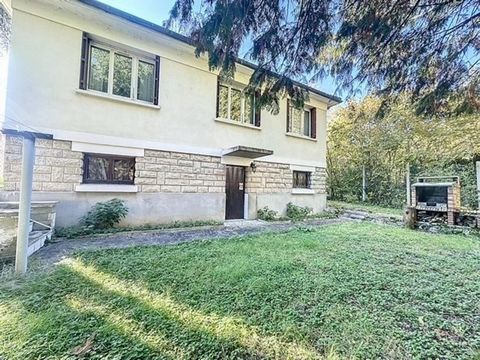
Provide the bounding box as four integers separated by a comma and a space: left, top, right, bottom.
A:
15, 135, 35, 275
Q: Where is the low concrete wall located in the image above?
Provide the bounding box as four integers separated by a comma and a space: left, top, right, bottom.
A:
0, 191, 226, 227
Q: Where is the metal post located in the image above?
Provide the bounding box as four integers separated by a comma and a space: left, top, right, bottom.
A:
406, 163, 411, 206
15, 135, 35, 275
476, 161, 480, 209
362, 165, 367, 202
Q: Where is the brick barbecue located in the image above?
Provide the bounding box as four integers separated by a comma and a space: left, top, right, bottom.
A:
411, 176, 461, 225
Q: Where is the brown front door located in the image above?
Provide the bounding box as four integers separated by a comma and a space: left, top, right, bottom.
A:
225, 166, 245, 220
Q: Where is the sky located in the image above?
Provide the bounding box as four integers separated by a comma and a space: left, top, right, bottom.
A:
99, 0, 340, 97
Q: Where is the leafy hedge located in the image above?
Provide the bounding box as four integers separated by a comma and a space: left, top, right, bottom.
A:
328, 96, 479, 209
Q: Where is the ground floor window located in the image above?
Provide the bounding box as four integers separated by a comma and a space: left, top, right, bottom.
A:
83, 153, 135, 184
293, 171, 311, 189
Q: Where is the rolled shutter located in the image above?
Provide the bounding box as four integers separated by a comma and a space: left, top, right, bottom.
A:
254, 91, 261, 127
310, 107, 317, 139
153, 56, 160, 105
286, 99, 291, 132
79, 32, 90, 90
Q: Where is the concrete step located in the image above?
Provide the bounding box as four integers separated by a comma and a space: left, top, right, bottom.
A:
340, 210, 370, 221
346, 214, 367, 220
28, 230, 51, 256
343, 210, 369, 217
28, 230, 49, 244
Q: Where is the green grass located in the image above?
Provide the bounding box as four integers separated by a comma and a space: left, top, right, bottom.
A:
1, 223, 479, 359
328, 200, 404, 217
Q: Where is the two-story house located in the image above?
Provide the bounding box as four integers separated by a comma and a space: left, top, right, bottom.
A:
0, 0, 341, 227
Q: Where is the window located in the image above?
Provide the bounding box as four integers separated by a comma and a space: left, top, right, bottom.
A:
293, 171, 311, 189
89, 46, 110, 93
137, 60, 155, 103
217, 83, 256, 125
288, 103, 312, 137
83, 154, 135, 184
81, 35, 159, 105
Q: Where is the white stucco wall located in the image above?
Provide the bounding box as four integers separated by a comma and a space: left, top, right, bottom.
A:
6, 0, 334, 169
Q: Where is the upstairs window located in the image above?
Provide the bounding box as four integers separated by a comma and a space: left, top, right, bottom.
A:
216, 82, 261, 127
293, 171, 311, 189
80, 34, 160, 105
287, 100, 317, 139
83, 154, 135, 185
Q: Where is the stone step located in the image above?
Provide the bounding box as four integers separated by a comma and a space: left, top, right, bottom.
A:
28, 230, 50, 245
28, 231, 51, 256
339, 216, 363, 222
349, 213, 368, 219
343, 210, 369, 217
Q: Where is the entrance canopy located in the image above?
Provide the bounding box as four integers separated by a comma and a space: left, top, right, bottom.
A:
222, 145, 273, 159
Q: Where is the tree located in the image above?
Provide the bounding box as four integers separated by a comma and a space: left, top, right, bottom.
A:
0, 5, 11, 56
327, 95, 480, 207
168, 0, 479, 114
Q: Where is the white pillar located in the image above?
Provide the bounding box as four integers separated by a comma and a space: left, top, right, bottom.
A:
476, 161, 480, 209
15, 136, 35, 275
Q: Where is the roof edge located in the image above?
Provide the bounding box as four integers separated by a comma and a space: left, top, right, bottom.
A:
77, 0, 342, 105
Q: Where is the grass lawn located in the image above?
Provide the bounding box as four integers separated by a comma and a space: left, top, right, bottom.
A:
328, 201, 404, 217
1, 223, 479, 359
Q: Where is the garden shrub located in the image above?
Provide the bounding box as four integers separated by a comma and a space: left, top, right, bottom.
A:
257, 206, 278, 221
286, 202, 313, 220
83, 198, 128, 229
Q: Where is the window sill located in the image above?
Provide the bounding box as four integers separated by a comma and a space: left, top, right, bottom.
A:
285, 132, 317, 142
76, 89, 161, 110
215, 118, 261, 130
292, 188, 315, 195
75, 184, 139, 193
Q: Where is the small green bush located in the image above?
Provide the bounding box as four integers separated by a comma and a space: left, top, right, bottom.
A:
83, 198, 128, 229
286, 202, 313, 221
257, 206, 278, 221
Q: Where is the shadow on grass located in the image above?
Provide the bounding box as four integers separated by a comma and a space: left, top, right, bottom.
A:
75, 227, 480, 360
2, 224, 479, 359
0, 257, 331, 359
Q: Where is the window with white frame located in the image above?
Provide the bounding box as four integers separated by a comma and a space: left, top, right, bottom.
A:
217, 83, 256, 125
82, 38, 159, 105
288, 103, 312, 137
